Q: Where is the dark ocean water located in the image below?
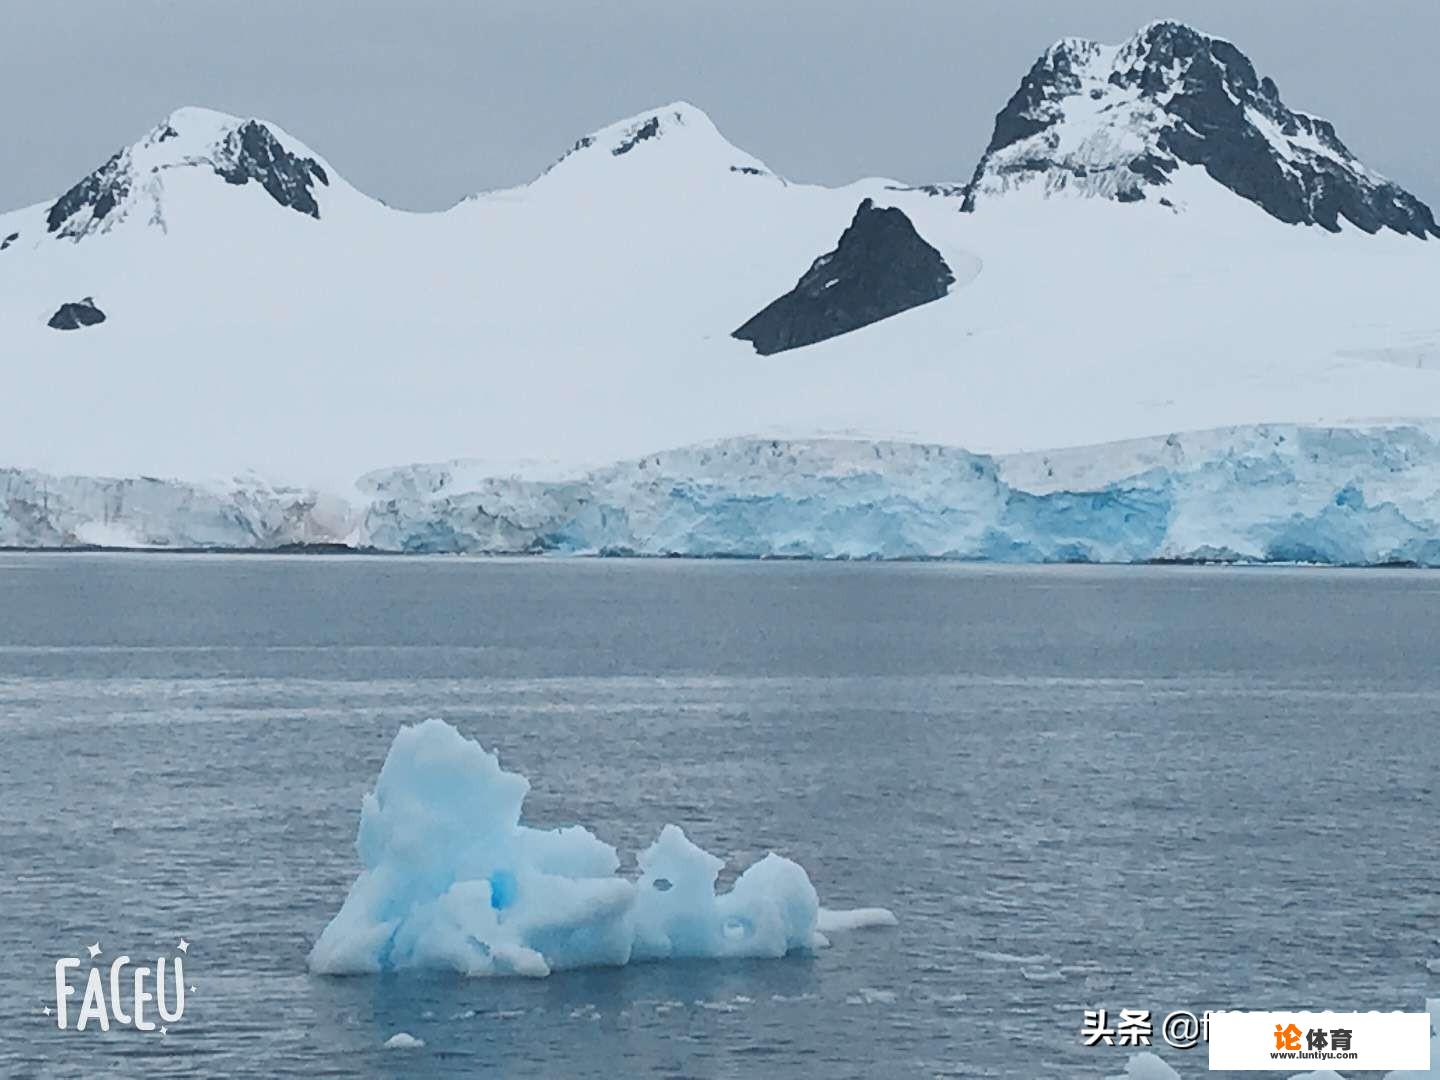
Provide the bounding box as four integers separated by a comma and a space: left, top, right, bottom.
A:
0, 554, 1433, 1079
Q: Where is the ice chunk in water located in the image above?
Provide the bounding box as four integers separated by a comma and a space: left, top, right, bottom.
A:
308, 719, 893, 977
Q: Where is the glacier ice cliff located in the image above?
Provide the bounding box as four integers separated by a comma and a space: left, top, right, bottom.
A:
354, 424, 1440, 565
0, 468, 348, 549
8, 424, 1440, 565
308, 719, 893, 977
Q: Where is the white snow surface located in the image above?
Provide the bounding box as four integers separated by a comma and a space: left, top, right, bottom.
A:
307, 718, 893, 978
5, 86, 1440, 493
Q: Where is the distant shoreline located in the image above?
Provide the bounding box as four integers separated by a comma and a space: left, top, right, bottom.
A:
1, 546, 1434, 569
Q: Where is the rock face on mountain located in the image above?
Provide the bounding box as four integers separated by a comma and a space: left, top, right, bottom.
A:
211, 120, 330, 218
733, 199, 955, 355
44, 108, 333, 239
47, 297, 106, 330
963, 20, 1440, 237
47, 150, 132, 237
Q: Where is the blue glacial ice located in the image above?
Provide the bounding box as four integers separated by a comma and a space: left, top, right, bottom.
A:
11, 423, 1440, 564
308, 719, 894, 977
355, 424, 1440, 565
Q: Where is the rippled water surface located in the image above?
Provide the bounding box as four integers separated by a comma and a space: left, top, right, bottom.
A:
0, 555, 1434, 1078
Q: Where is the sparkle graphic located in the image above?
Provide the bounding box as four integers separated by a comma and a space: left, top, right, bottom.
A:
42, 1005, 52, 1016
86, 943, 101, 959
159, 1025, 168, 1037
177, 938, 189, 954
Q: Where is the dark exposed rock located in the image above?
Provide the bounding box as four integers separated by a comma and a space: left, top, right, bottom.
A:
980, 40, 1092, 163
733, 199, 954, 356
0, 232, 16, 250
886, 182, 967, 199
963, 20, 1440, 237
730, 165, 764, 176
47, 151, 130, 235
213, 120, 330, 219
47, 297, 106, 331
46, 115, 332, 237
612, 117, 660, 156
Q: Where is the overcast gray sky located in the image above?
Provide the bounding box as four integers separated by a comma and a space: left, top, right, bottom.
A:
4, 0, 1438, 212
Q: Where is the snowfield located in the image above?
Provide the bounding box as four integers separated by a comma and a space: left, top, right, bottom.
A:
5, 23, 1440, 560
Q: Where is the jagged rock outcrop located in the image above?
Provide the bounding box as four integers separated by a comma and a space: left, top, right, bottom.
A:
47, 297, 106, 330
733, 199, 954, 355
211, 119, 329, 218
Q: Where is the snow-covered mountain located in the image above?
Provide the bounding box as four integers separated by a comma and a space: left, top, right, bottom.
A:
961, 20, 1439, 236
6, 21, 1440, 560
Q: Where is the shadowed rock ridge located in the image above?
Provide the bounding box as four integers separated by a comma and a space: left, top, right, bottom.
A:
733, 199, 954, 356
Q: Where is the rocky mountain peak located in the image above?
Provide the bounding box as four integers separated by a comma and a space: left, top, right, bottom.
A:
963, 21, 1439, 237
537, 102, 775, 183
45, 107, 333, 240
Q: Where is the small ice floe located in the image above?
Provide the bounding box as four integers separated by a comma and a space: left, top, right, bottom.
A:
975, 950, 1052, 965
846, 987, 898, 1006
769, 992, 818, 1003
1425, 957, 1440, 974
448, 1009, 476, 1021
1020, 967, 1066, 983
1105, 1051, 1181, 1079
383, 1032, 424, 1050
694, 999, 740, 1012
816, 907, 899, 933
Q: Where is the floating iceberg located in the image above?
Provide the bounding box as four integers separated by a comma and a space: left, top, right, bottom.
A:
308, 719, 893, 977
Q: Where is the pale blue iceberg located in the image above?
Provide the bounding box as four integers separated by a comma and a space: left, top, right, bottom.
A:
308, 719, 893, 977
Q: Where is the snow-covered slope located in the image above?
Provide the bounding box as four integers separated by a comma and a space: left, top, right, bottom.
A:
5, 22, 1440, 559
